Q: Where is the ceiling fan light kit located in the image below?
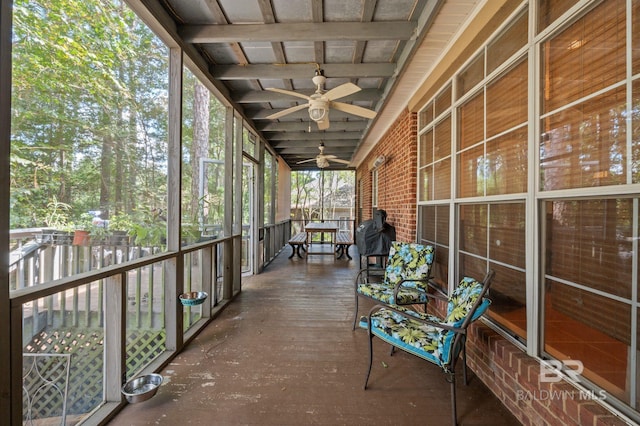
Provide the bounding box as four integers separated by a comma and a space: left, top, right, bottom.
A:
308, 97, 328, 122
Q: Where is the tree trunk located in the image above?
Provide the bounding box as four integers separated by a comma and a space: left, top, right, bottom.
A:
191, 82, 210, 223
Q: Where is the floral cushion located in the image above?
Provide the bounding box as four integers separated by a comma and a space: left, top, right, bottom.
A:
356, 282, 429, 304
362, 277, 491, 368
356, 242, 434, 305
384, 242, 435, 291
445, 277, 486, 326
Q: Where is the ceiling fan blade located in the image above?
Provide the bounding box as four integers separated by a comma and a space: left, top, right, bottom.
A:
330, 101, 377, 119
265, 87, 311, 101
328, 158, 351, 165
324, 83, 361, 101
266, 103, 309, 120
296, 158, 317, 164
316, 119, 330, 130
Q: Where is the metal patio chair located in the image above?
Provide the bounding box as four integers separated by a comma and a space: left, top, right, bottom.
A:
361, 270, 495, 426
353, 241, 435, 329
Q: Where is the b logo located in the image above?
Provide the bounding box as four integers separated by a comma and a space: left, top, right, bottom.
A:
540, 360, 584, 383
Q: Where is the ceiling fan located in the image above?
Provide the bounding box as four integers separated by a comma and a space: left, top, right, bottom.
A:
265, 68, 377, 130
297, 142, 351, 168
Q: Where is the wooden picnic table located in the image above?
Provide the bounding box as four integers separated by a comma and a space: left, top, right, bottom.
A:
304, 222, 339, 256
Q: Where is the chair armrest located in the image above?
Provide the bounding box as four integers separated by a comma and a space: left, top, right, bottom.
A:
366, 303, 465, 335
392, 277, 448, 304
354, 267, 385, 284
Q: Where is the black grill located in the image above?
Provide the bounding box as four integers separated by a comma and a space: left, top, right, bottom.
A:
355, 209, 396, 258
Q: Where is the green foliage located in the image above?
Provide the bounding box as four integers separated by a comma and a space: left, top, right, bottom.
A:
11, 0, 170, 231
41, 197, 72, 230
129, 222, 165, 248
10, 0, 229, 242
109, 212, 134, 231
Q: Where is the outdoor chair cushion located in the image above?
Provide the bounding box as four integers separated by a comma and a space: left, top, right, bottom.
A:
361, 276, 491, 368
356, 241, 434, 304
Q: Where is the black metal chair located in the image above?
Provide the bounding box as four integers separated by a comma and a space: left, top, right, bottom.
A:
353, 241, 435, 329
362, 270, 495, 426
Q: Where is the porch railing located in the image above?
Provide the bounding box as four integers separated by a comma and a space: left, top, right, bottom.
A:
9, 228, 241, 425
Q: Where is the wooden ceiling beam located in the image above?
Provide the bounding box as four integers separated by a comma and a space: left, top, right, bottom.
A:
180, 22, 415, 43
212, 63, 395, 80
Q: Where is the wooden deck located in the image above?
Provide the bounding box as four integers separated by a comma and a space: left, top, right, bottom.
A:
109, 247, 520, 425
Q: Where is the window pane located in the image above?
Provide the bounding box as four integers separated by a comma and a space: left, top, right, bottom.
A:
487, 11, 528, 75
435, 205, 450, 246
433, 246, 449, 287
457, 52, 485, 98
633, 80, 640, 183
541, 0, 626, 114
434, 84, 452, 117
420, 129, 433, 166
544, 199, 632, 299
490, 203, 525, 268
460, 204, 487, 257
420, 205, 436, 242
486, 127, 528, 195
633, 0, 640, 74
486, 59, 528, 138
434, 115, 451, 162
419, 102, 433, 130
540, 87, 627, 191
458, 145, 485, 198
544, 280, 630, 403
537, 0, 578, 32
486, 263, 526, 341
433, 159, 451, 200
458, 92, 484, 150
419, 204, 450, 287
418, 166, 432, 201
459, 252, 486, 284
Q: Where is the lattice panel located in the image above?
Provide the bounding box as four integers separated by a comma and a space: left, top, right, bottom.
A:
23, 353, 71, 424
126, 330, 166, 379
24, 328, 165, 419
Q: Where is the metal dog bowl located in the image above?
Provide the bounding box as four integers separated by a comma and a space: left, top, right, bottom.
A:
121, 373, 163, 403
179, 291, 208, 306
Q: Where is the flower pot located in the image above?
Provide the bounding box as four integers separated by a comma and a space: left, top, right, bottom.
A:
72, 230, 91, 246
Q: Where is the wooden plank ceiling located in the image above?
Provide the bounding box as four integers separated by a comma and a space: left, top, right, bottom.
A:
150, 0, 468, 170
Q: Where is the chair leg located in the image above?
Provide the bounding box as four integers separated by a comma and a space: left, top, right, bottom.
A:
462, 343, 468, 386
352, 294, 360, 330
364, 332, 374, 389
448, 371, 458, 426
389, 345, 395, 356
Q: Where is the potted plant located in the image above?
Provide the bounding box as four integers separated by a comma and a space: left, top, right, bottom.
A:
107, 212, 134, 245
40, 197, 74, 245
72, 212, 95, 246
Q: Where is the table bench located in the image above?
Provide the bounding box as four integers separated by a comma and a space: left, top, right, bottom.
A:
288, 232, 307, 259
336, 231, 353, 260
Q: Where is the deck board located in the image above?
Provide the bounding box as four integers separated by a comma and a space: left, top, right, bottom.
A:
110, 247, 520, 425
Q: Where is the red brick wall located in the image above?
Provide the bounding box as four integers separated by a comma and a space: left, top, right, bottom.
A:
356, 109, 417, 242
467, 323, 629, 426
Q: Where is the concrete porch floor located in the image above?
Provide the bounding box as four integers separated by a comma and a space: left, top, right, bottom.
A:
109, 246, 520, 425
